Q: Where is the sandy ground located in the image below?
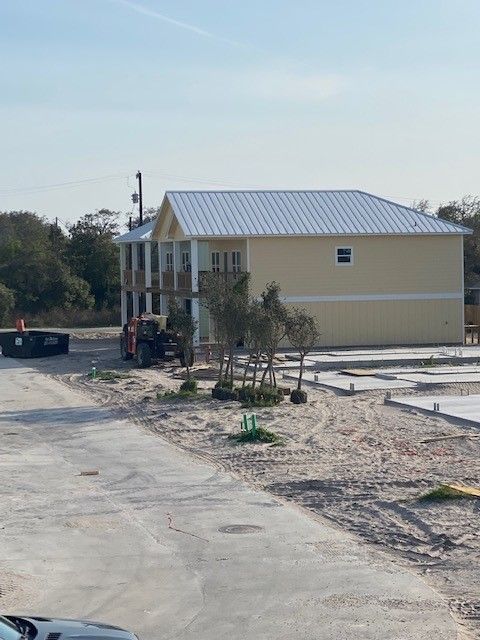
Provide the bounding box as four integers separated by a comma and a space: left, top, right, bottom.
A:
26, 336, 480, 639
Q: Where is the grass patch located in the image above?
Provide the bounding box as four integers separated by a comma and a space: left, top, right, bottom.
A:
88, 370, 132, 381
156, 390, 207, 402
229, 426, 284, 445
420, 355, 436, 368
419, 485, 471, 501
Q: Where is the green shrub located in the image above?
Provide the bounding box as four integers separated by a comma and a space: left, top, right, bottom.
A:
241, 385, 283, 407
180, 378, 198, 393
290, 389, 308, 404
212, 386, 239, 401
237, 385, 256, 402
215, 379, 234, 389
229, 426, 284, 445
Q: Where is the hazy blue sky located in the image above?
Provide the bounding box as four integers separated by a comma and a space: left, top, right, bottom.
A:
1, 0, 479, 224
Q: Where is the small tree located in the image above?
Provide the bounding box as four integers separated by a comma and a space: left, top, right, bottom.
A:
168, 296, 197, 380
202, 272, 229, 383
223, 274, 250, 388
242, 299, 269, 388
260, 282, 288, 388
286, 308, 321, 391
202, 272, 250, 387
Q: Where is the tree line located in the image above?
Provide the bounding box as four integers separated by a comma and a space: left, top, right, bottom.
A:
0, 209, 122, 326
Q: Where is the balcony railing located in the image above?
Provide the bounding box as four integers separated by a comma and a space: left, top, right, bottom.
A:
199, 271, 244, 291
134, 270, 145, 286
177, 271, 192, 290
162, 271, 174, 289
122, 269, 133, 286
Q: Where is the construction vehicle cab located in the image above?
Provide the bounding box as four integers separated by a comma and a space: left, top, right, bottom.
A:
120, 313, 192, 368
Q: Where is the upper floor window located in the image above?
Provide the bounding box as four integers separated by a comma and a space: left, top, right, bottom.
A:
232, 251, 241, 273
335, 246, 353, 265
211, 251, 220, 272
182, 251, 191, 272
165, 251, 173, 271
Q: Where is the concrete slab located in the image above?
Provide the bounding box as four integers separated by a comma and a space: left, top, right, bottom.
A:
237, 346, 480, 374
375, 365, 480, 377
389, 393, 480, 426
0, 358, 455, 640
283, 371, 417, 393
308, 346, 480, 371
394, 372, 480, 384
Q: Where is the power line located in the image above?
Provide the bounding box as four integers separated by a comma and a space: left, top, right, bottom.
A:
0, 167, 461, 210
0, 174, 130, 196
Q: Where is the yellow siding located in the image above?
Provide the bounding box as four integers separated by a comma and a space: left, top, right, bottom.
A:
283, 299, 462, 346
249, 235, 463, 345
248, 235, 462, 296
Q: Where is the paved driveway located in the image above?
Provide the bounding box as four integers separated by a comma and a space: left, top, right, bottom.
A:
0, 358, 454, 639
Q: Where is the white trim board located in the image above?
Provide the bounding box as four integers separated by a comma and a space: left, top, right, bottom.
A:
283, 292, 463, 303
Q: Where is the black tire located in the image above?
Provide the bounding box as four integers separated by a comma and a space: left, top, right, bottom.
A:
137, 342, 152, 368
120, 335, 133, 361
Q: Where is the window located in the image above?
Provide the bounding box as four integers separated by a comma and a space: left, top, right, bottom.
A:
335, 246, 353, 265
165, 252, 173, 271
182, 251, 191, 272
232, 251, 241, 273
211, 251, 220, 272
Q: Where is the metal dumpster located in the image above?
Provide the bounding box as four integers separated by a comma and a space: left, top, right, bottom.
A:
0, 331, 70, 358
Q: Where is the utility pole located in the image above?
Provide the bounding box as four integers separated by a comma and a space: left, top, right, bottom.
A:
136, 170, 143, 225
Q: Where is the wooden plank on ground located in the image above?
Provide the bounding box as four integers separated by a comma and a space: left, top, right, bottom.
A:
340, 368, 377, 377
446, 484, 480, 498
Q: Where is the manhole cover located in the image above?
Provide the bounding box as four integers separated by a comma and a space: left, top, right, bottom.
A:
218, 524, 263, 534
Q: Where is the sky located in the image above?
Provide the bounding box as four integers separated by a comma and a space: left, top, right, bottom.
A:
1, 0, 479, 226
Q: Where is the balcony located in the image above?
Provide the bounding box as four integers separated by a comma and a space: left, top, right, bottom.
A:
122, 269, 133, 286
162, 271, 174, 289
177, 271, 192, 290
134, 270, 145, 286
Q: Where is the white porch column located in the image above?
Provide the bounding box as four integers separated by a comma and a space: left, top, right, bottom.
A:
119, 244, 128, 326
191, 239, 199, 293
173, 240, 179, 290
145, 241, 152, 313
158, 241, 164, 314
190, 239, 200, 345
131, 243, 139, 317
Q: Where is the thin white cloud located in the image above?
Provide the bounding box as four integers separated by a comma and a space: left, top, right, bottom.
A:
240, 69, 345, 103
110, 0, 251, 49
184, 67, 346, 105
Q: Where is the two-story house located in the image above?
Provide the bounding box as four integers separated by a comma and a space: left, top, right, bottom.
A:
114, 190, 471, 347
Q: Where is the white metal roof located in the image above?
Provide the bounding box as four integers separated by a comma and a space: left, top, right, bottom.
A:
114, 220, 154, 244
164, 190, 471, 238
